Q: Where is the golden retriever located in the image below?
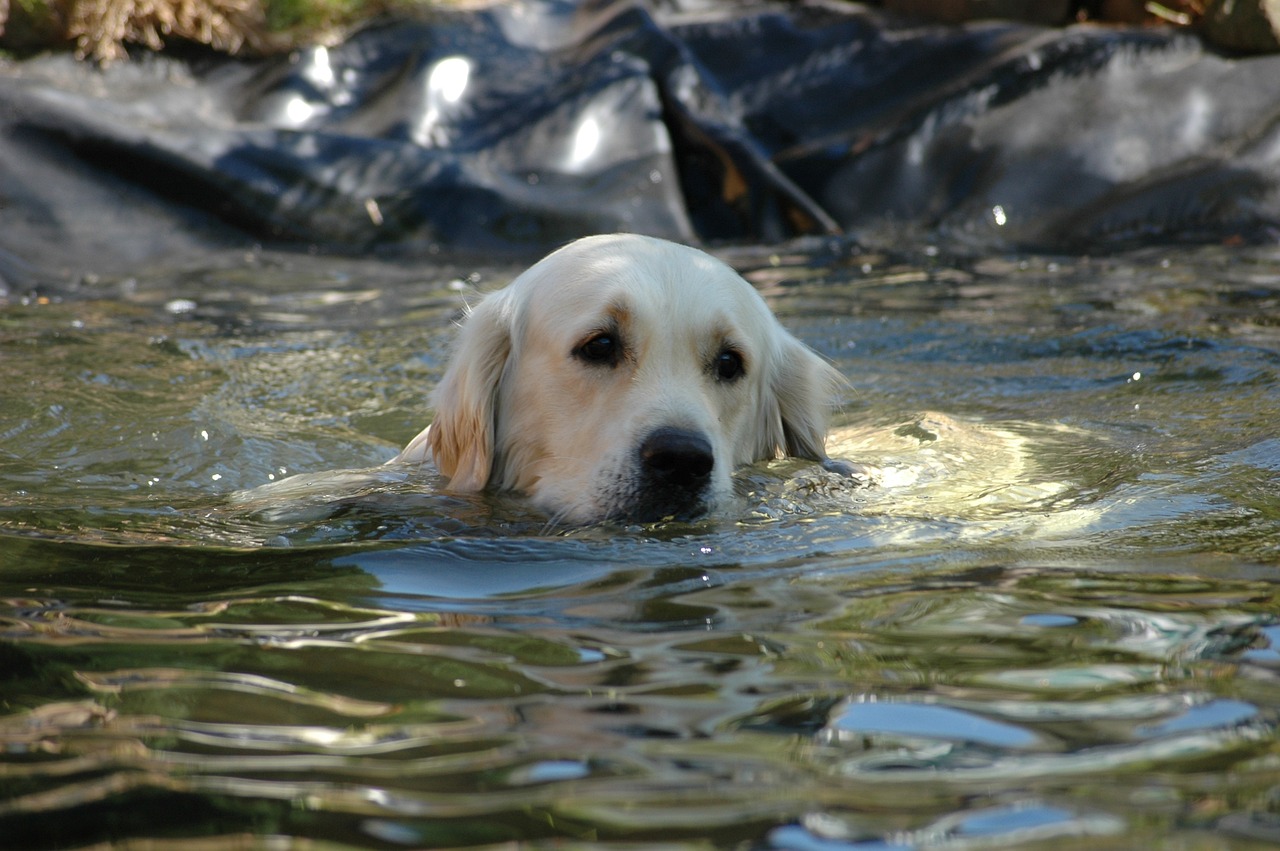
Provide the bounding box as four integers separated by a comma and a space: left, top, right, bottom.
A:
392, 233, 847, 524
238, 235, 1074, 533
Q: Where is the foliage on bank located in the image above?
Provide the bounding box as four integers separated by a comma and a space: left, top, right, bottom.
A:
0, 0, 437, 61
0, 0, 1275, 63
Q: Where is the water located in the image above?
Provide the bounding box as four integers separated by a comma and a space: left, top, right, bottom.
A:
3, 242, 1280, 848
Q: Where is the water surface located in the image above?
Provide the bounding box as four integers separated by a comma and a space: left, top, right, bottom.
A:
3, 243, 1280, 848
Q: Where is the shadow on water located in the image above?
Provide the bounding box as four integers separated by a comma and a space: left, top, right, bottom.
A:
4, 244, 1280, 847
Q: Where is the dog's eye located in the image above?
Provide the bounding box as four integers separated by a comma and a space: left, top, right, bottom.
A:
715, 349, 745, 382
574, 333, 620, 366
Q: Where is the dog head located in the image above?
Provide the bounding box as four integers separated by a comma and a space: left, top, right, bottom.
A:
408, 234, 844, 523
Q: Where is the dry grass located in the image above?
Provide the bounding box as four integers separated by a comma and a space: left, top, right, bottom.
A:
0, 0, 1227, 64
66, 0, 275, 60
0, 0, 397, 60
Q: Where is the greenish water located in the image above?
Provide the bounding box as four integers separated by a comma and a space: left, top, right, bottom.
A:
3, 243, 1280, 848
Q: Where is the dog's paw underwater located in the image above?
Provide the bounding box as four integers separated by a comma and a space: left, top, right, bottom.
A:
737, 411, 1085, 524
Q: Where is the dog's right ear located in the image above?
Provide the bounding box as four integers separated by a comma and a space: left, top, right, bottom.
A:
413, 294, 513, 491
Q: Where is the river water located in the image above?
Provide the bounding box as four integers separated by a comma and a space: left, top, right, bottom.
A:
2, 241, 1280, 848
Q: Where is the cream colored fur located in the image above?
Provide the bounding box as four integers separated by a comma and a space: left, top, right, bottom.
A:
393, 234, 844, 523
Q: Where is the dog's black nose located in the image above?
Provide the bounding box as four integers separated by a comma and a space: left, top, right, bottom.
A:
639, 427, 714, 489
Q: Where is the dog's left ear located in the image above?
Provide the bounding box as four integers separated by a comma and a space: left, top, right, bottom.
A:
757, 334, 845, 462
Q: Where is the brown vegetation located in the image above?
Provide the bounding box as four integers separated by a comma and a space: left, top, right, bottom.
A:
1, 0, 1272, 63
0, 0, 396, 60
65, 0, 274, 60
